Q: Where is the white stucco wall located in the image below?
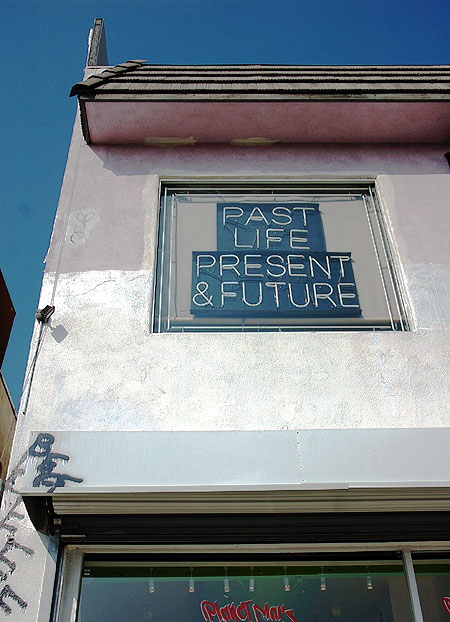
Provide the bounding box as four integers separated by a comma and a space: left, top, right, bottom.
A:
18, 123, 450, 435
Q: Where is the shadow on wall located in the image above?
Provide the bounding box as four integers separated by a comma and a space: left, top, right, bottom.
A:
89, 143, 450, 177
49, 324, 68, 344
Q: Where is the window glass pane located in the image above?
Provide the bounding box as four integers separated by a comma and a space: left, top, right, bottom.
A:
413, 557, 450, 621
77, 562, 412, 622
153, 185, 406, 332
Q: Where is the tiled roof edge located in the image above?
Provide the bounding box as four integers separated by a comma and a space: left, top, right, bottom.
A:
70, 60, 147, 96
70, 61, 450, 99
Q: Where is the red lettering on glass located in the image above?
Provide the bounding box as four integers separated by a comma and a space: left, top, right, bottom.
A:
229, 603, 240, 622
201, 601, 219, 622
442, 597, 450, 614
201, 600, 297, 622
269, 606, 280, 621
219, 604, 231, 621
253, 603, 270, 622
237, 601, 254, 621
284, 608, 297, 622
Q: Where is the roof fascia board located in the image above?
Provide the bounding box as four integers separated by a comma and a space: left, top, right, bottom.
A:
78, 100, 91, 144
76, 93, 450, 102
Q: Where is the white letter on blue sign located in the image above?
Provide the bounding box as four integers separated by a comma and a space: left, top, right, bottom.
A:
337, 283, 359, 307
234, 227, 260, 249
242, 282, 263, 307
309, 255, 331, 279
272, 206, 292, 226
220, 254, 240, 276
223, 206, 244, 225
290, 229, 309, 250
244, 255, 263, 277
196, 254, 216, 277
288, 283, 311, 308
330, 254, 351, 278
221, 282, 239, 307
265, 282, 285, 308
266, 229, 284, 248
245, 207, 269, 225
293, 206, 315, 227
313, 283, 337, 307
287, 255, 307, 277
266, 255, 286, 278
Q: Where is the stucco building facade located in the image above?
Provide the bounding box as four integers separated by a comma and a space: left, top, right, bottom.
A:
1, 19, 450, 622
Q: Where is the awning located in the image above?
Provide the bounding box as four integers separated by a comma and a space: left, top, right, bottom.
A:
20, 429, 450, 536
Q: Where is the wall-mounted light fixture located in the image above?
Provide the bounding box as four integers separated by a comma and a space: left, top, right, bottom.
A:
35, 305, 55, 323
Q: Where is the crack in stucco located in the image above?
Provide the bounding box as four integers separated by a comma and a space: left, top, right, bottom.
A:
73, 273, 147, 297
73, 279, 117, 296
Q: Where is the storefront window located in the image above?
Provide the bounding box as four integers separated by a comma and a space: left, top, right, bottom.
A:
153, 183, 407, 332
413, 556, 450, 621
77, 561, 412, 622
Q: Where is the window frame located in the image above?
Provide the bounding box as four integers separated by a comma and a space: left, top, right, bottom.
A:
152, 177, 409, 334
55, 542, 450, 622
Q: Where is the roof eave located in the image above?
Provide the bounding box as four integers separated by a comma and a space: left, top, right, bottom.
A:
70, 63, 450, 145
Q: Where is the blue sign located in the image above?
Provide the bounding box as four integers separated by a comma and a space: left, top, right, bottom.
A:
191, 251, 360, 316
217, 203, 325, 252
191, 202, 361, 318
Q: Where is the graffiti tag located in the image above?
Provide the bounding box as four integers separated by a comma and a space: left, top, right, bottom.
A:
0, 450, 35, 615
29, 433, 83, 493
70, 211, 96, 245
201, 600, 297, 622
443, 597, 450, 615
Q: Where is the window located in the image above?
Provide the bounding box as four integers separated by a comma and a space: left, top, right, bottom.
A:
153, 182, 407, 332
58, 547, 449, 622
413, 554, 450, 621
76, 558, 413, 622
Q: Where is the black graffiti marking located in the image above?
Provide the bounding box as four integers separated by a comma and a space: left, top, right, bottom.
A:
0, 527, 14, 538
70, 211, 95, 244
0, 499, 24, 537
2, 537, 34, 559
2, 452, 27, 498
0, 561, 14, 583
0, 513, 35, 585
29, 433, 83, 493
34, 471, 84, 494
0, 449, 36, 613
6, 502, 24, 522
0, 537, 32, 584
0, 433, 82, 614
0, 585, 27, 615
28, 434, 55, 458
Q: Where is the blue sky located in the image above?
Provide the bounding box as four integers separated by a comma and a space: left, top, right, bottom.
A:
1, 0, 449, 408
